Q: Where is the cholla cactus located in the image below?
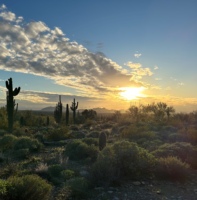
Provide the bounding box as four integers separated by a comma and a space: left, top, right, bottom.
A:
99, 132, 107, 151
5, 78, 20, 132
70, 98, 78, 124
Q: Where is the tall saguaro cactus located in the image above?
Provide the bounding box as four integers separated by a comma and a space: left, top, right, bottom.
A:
70, 98, 78, 124
54, 95, 63, 124
66, 104, 69, 126
5, 78, 20, 132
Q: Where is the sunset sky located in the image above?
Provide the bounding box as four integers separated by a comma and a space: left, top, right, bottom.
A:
0, 0, 197, 112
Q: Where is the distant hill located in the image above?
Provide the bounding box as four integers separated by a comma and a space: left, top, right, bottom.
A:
40, 106, 120, 113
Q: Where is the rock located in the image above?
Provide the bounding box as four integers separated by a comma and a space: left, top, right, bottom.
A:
108, 191, 113, 194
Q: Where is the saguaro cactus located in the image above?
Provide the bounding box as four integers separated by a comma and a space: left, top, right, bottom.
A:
99, 131, 107, 151
66, 104, 69, 126
54, 95, 62, 124
5, 77, 20, 132
70, 98, 78, 124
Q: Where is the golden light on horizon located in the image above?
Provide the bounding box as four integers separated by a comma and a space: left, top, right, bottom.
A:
119, 87, 145, 101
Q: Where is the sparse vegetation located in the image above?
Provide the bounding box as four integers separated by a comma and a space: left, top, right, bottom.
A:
0, 96, 197, 199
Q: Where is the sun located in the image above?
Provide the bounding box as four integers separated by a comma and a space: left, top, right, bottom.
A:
119, 87, 145, 100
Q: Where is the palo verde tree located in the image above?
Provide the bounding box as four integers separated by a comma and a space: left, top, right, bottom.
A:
70, 98, 78, 124
5, 77, 20, 132
54, 95, 63, 124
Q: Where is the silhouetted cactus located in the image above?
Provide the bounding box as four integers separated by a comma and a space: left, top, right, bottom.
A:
46, 116, 49, 126
54, 95, 62, 124
66, 104, 69, 126
70, 98, 78, 124
99, 132, 107, 151
5, 78, 20, 132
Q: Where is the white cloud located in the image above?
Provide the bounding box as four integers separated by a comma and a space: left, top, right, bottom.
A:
154, 65, 159, 70
125, 61, 141, 69
0, 5, 137, 99
125, 62, 153, 81
134, 53, 142, 58
0, 11, 16, 21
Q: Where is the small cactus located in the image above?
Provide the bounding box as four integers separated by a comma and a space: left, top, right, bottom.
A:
99, 132, 107, 151
5, 78, 20, 132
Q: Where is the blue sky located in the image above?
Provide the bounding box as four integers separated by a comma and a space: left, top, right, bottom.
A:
0, 0, 197, 111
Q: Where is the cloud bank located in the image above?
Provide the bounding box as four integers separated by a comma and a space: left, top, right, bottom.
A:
0, 4, 141, 100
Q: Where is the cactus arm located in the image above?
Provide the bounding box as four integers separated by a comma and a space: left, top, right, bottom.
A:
13, 87, 20, 96
6, 81, 9, 89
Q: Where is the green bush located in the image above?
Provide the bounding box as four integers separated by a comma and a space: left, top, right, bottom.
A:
14, 136, 43, 152
46, 128, 69, 141
82, 138, 98, 146
66, 177, 90, 199
5, 174, 52, 200
91, 141, 156, 186
61, 169, 75, 181
155, 156, 190, 181
0, 179, 9, 199
48, 164, 64, 178
86, 131, 100, 138
152, 142, 197, 168
65, 140, 98, 161
0, 134, 18, 152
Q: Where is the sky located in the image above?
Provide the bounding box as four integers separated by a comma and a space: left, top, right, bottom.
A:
0, 0, 197, 112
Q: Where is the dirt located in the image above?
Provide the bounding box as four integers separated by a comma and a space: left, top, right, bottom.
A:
91, 170, 197, 200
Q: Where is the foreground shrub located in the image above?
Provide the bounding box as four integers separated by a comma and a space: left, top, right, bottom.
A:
46, 128, 69, 141
0, 179, 9, 199
65, 140, 98, 161
5, 174, 52, 200
14, 136, 43, 152
61, 169, 75, 181
91, 141, 156, 186
155, 156, 190, 181
0, 134, 18, 152
66, 177, 90, 199
152, 142, 197, 169
82, 138, 98, 146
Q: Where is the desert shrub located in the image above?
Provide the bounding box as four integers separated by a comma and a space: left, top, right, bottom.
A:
86, 131, 100, 138
152, 142, 197, 168
0, 179, 9, 199
34, 132, 44, 143
0, 134, 18, 152
14, 136, 43, 152
155, 156, 190, 181
61, 169, 75, 181
65, 140, 98, 161
66, 177, 90, 199
6, 174, 52, 200
48, 164, 64, 178
139, 139, 163, 151
70, 131, 85, 139
54, 186, 71, 200
82, 138, 98, 146
187, 127, 197, 144
12, 128, 28, 137
13, 148, 30, 159
46, 127, 69, 141
91, 141, 156, 186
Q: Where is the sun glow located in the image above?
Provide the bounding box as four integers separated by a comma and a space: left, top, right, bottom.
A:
119, 87, 145, 100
